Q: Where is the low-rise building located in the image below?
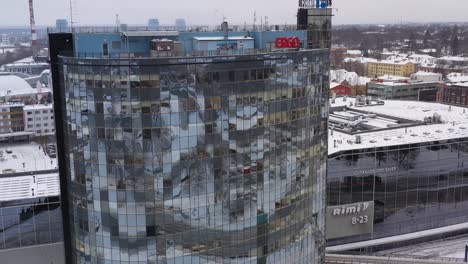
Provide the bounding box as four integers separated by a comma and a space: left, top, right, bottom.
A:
0, 103, 24, 134
368, 60, 416, 78
439, 83, 468, 107
410, 71, 442, 82
331, 69, 371, 96
367, 76, 441, 101
346, 49, 362, 58
331, 82, 351, 96
447, 72, 468, 84
23, 104, 55, 136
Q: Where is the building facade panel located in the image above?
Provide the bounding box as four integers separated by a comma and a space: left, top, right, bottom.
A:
58, 50, 329, 263
0, 196, 62, 249
327, 139, 468, 245
368, 62, 416, 78
440, 85, 468, 107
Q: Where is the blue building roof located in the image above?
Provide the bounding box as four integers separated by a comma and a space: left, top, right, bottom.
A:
71, 29, 308, 57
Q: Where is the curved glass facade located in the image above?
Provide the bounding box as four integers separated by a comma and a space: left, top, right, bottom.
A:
58, 50, 329, 263
328, 138, 468, 245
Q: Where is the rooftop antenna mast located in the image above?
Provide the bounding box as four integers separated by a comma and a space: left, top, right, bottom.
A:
116, 14, 120, 28
28, 0, 37, 56
69, 0, 77, 32
253, 11, 257, 31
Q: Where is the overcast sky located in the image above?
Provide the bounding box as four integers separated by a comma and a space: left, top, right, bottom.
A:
1, 0, 468, 27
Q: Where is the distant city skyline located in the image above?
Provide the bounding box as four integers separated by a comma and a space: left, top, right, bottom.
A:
1, 0, 468, 27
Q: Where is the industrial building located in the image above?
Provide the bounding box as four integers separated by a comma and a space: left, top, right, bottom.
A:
48, 1, 332, 263
367, 75, 441, 101
326, 97, 468, 249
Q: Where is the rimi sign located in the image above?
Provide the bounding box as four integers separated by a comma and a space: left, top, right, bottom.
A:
275, 37, 301, 49
326, 201, 375, 239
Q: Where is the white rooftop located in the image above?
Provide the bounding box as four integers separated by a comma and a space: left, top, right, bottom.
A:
4, 56, 49, 67
371, 59, 413, 65
343, 57, 378, 64
346, 50, 362, 55
447, 72, 468, 83
0, 142, 57, 174
193, 36, 254, 41
330, 82, 341, 89
329, 98, 468, 155
412, 71, 441, 76
439, 56, 468, 62
0, 75, 36, 97
377, 75, 411, 81
330, 69, 370, 86
24, 104, 54, 111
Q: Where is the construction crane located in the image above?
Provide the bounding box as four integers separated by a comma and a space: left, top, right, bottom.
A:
28, 0, 38, 56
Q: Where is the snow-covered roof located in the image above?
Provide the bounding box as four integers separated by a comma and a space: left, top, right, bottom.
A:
344, 57, 378, 64
0, 75, 36, 97
346, 50, 362, 55
329, 98, 468, 155
193, 36, 254, 41
377, 75, 411, 81
408, 54, 435, 59
330, 69, 370, 86
0, 143, 57, 174
24, 104, 53, 111
330, 82, 341, 89
447, 73, 468, 83
412, 71, 441, 76
4, 56, 48, 67
370, 59, 414, 65
419, 48, 437, 53
438, 56, 468, 62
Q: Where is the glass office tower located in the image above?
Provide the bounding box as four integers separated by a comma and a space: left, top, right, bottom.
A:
49, 2, 332, 260
51, 48, 329, 263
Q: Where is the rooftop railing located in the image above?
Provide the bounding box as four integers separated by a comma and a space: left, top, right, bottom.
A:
47, 24, 301, 34
58, 47, 325, 60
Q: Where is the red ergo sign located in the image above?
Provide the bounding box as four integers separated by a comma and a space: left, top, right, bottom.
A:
275, 37, 301, 49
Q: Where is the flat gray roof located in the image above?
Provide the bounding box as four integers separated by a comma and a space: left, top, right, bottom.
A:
329, 97, 468, 155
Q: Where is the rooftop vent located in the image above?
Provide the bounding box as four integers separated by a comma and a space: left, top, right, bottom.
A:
221, 21, 229, 40
355, 135, 362, 144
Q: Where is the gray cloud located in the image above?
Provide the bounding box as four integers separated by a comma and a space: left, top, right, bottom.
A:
1, 0, 467, 26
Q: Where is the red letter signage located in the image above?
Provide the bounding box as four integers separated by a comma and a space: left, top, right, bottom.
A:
275, 37, 300, 49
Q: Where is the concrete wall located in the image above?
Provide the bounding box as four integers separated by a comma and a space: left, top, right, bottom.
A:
0, 242, 65, 264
